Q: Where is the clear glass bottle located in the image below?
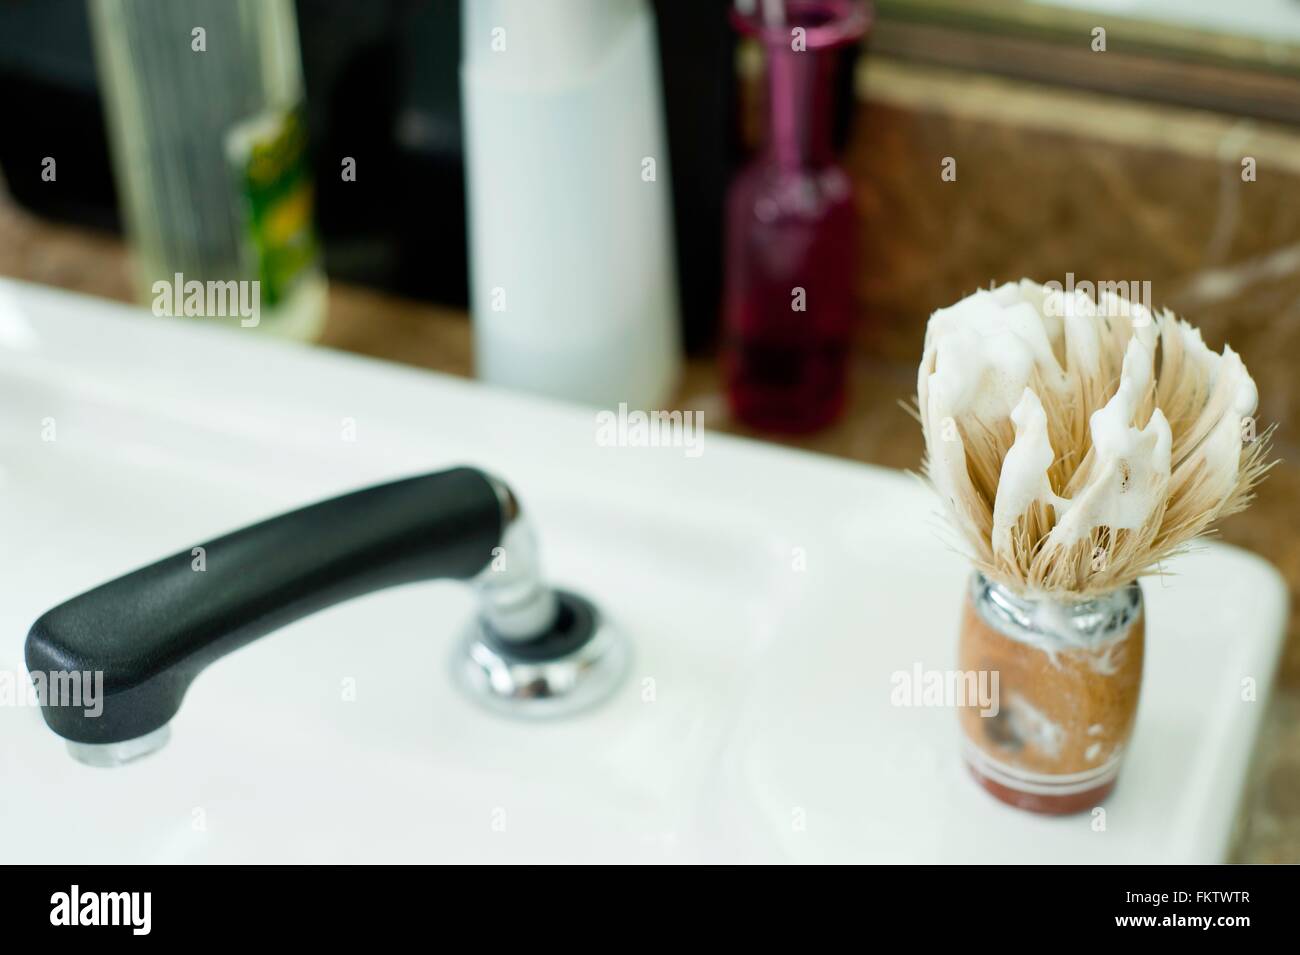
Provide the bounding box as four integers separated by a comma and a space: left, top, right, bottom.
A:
90, 0, 326, 339
722, 0, 869, 433
959, 573, 1145, 814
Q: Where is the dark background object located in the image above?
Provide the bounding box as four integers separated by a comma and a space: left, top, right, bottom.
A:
651, 0, 737, 353
0, 0, 763, 352
0, 0, 120, 231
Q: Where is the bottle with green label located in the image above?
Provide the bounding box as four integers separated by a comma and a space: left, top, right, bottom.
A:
90, 0, 326, 339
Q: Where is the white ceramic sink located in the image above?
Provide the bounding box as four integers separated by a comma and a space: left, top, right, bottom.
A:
0, 279, 1287, 863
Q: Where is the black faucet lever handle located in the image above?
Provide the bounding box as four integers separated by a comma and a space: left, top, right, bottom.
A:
25, 467, 505, 748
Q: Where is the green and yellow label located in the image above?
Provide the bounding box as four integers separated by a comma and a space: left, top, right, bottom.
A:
227, 105, 317, 308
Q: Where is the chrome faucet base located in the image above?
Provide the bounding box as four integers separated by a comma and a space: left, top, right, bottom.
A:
66, 724, 171, 767
454, 590, 629, 718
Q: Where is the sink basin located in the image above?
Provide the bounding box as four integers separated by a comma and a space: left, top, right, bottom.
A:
0, 278, 1286, 863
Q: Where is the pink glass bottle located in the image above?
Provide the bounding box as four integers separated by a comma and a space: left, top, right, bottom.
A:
723, 0, 869, 433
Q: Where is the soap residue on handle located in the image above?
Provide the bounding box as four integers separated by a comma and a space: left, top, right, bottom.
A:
918, 280, 1272, 598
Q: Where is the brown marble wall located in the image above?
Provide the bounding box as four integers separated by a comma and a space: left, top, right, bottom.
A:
850, 60, 1300, 687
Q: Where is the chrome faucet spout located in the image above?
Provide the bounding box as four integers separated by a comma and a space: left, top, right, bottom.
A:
475, 473, 561, 641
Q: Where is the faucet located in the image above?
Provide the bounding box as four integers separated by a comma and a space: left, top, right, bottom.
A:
24, 467, 629, 766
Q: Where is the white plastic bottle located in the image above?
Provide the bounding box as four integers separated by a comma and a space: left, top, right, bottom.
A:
460, 0, 682, 408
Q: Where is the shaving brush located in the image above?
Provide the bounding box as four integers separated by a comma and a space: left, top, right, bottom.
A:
917, 280, 1271, 813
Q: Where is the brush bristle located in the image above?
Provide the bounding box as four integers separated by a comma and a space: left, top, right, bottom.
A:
917, 279, 1272, 599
